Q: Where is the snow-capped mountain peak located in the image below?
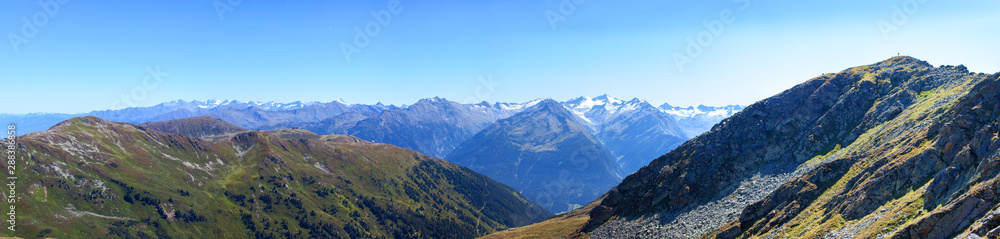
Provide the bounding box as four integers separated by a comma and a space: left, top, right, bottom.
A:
246, 100, 322, 111
658, 103, 745, 118
199, 99, 232, 109
560, 95, 646, 126
163, 99, 327, 111
658, 103, 745, 136
493, 98, 545, 111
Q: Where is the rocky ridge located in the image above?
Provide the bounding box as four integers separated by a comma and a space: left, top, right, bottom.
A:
571, 57, 1000, 238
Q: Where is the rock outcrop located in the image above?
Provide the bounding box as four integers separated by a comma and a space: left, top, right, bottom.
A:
571, 57, 1000, 238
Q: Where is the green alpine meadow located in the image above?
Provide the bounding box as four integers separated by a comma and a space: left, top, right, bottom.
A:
0, 116, 549, 238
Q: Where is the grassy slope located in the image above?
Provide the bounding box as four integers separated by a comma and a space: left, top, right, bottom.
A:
479, 201, 596, 239
0, 116, 549, 238
139, 115, 248, 138
763, 67, 984, 238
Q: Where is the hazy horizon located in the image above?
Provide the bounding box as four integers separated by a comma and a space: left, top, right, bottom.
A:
0, 94, 748, 116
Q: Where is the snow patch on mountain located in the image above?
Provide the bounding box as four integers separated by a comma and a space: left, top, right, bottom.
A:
492, 99, 545, 111
250, 100, 322, 111
659, 103, 746, 137
488, 95, 743, 137
560, 95, 651, 129
161, 99, 350, 112
659, 104, 744, 119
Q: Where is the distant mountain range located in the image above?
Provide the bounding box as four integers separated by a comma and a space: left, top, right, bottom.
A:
2, 95, 742, 217
446, 99, 625, 213
2, 97, 739, 134
1, 96, 742, 171
0, 99, 392, 135
563, 95, 693, 174
345, 97, 517, 158
659, 103, 746, 137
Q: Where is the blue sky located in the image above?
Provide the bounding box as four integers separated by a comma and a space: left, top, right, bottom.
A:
2, 0, 998, 114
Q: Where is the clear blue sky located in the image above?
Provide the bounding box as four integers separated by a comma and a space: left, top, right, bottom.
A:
2, 0, 998, 114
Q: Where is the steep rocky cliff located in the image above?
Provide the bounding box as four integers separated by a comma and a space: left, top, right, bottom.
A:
569, 57, 1000, 238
